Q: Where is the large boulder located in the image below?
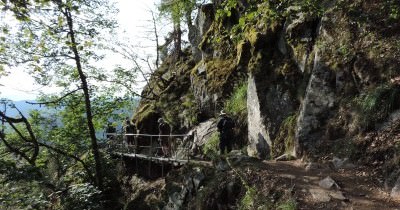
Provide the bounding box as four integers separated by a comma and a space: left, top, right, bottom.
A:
181, 119, 217, 158
247, 74, 271, 159
165, 167, 206, 210
295, 48, 336, 157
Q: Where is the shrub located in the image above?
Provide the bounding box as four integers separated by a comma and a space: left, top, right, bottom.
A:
354, 84, 400, 129
62, 183, 102, 210
181, 92, 198, 126
273, 114, 298, 157
224, 81, 247, 127
277, 198, 297, 210
239, 186, 257, 210
202, 132, 220, 160
387, 0, 400, 20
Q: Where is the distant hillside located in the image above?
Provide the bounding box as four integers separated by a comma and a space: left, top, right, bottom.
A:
4, 100, 44, 117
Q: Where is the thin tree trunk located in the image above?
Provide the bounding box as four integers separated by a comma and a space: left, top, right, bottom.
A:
151, 11, 160, 69
64, 8, 103, 189
174, 21, 182, 58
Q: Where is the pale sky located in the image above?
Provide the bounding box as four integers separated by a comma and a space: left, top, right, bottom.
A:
0, 0, 163, 101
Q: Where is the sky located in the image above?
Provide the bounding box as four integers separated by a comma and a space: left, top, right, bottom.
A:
0, 0, 161, 101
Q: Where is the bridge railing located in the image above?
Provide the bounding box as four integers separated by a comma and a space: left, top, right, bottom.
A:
104, 133, 190, 162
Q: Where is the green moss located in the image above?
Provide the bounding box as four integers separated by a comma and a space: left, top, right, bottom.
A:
354, 83, 400, 129
239, 186, 257, 210
236, 40, 251, 66
181, 92, 199, 126
205, 58, 237, 93
246, 28, 259, 48
190, 61, 204, 76
224, 81, 247, 127
133, 104, 157, 126
191, 58, 236, 93
277, 198, 297, 210
202, 132, 219, 160
248, 51, 264, 74
273, 114, 298, 158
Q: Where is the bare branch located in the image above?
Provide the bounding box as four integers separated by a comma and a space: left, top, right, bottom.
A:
88, 76, 158, 100
26, 88, 83, 106
0, 112, 38, 165
151, 10, 160, 69
0, 111, 96, 184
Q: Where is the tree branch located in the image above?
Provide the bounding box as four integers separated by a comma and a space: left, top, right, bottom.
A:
26, 88, 83, 106
0, 134, 36, 166
0, 108, 40, 164
150, 10, 160, 69
37, 141, 96, 184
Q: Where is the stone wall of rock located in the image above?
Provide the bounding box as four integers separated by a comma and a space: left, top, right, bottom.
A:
295, 49, 336, 157
247, 74, 270, 159
189, 4, 214, 63
134, 0, 400, 163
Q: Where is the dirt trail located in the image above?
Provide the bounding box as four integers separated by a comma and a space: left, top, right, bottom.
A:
260, 160, 400, 210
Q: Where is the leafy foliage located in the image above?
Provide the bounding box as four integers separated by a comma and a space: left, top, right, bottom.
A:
224, 81, 247, 127
181, 92, 199, 126
215, 0, 240, 21
386, 0, 400, 20
159, 0, 196, 25
158, 0, 197, 56
202, 132, 219, 160
0, 0, 137, 209
354, 84, 400, 129
277, 198, 297, 210
273, 114, 298, 157
239, 186, 257, 210
297, 0, 325, 17
62, 183, 102, 210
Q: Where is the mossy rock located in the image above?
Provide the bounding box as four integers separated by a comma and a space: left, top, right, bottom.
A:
133, 104, 160, 134
236, 40, 251, 67
272, 113, 298, 158
205, 58, 237, 93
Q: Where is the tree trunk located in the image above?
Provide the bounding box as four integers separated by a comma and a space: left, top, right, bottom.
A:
64, 8, 103, 189
173, 21, 182, 58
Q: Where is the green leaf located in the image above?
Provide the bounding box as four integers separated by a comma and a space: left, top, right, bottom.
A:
58, 16, 64, 27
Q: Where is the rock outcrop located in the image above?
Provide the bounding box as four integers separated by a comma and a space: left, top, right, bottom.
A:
129, 2, 400, 207
247, 74, 270, 159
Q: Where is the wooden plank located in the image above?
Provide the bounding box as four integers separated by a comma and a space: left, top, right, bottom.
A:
113, 152, 189, 164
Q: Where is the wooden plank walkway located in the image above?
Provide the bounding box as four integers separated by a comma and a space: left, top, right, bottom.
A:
106, 133, 191, 164
113, 152, 189, 165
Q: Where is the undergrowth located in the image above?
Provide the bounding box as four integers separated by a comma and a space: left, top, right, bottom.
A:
202, 132, 219, 160
277, 198, 297, 210
354, 84, 400, 130
273, 113, 298, 158
225, 158, 258, 210
224, 81, 247, 127
226, 157, 297, 210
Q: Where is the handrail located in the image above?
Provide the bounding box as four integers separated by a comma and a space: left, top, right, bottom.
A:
105, 132, 191, 163
105, 133, 188, 137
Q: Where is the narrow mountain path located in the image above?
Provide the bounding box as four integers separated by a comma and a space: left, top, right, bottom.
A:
261, 160, 400, 209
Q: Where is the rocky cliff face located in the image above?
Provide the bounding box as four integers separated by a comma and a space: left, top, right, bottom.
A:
132, 0, 400, 198
123, 0, 400, 209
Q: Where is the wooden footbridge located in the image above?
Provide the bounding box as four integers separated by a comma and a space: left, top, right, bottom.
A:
104, 133, 192, 178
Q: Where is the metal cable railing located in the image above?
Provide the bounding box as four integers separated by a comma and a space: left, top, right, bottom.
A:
105, 133, 190, 163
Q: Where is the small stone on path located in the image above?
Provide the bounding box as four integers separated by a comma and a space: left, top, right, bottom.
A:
310, 188, 331, 202
391, 177, 400, 200
329, 191, 346, 200
319, 176, 340, 189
